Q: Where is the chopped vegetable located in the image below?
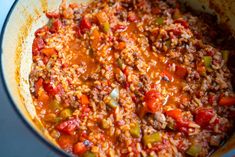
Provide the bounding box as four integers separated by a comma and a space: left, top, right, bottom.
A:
144, 90, 162, 113
156, 17, 164, 25
35, 26, 49, 37
80, 94, 90, 106
143, 132, 162, 145
91, 28, 100, 50
83, 151, 96, 157
222, 50, 229, 63
195, 107, 216, 129
130, 122, 141, 138
117, 42, 126, 50
34, 78, 43, 95
165, 109, 192, 134
41, 48, 57, 57
46, 12, 60, 18
161, 70, 173, 82
139, 105, 148, 118
38, 89, 50, 104
103, 22, 110, 33
165, 40, 171, 48
175, 65, 188, 79
80, 16, 92, 33
203, 56, 212, 71
165, 109, 182, 120
44, 113, 61, 123
196, 63, 206, 76
105, 88, 120, 108
32, 37, 45, 56
58, 135, 74, 151
110, 88, 119, 100
186, 144, 202, 157
113, 24, 127, 32
60, 108, 72, 119
101, 119, 109, 129
117, 58, 125, 70
50, 19, 62, 33
174, 19, 189, 28
50, 99, 62, 111
219, 96, 235, 106
107, 98, 119, 108
43, 81, 60, 96
73, 142, 87, 155
96, 12, 110, 33
57, 118, 79, 135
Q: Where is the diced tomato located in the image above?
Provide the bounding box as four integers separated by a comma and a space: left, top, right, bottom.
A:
50, 19, 62, 33
113, 24, 127, 32
128, 11, 138, 22
123, 67, 129, 76
35, 26, 49, 37
58, 135, 74, 152
46, 12, 60, 18
34, 78, 43, 95
175, 65, 188, 79
151, 7, 161, 15
170, 28, 182, 36
165, 109, 182, 120
117, 42, 126, 50
32, 37, 45, 56
161, 70, 173, 82
219, 96, 235, 106
42, 56, 49, 65
174, 19, 189, 28
80, 94, 89, 106
144, 90, 162, 113
195, 107, 215, 129
41, 48, 57, 57
165, 109, 191, 134
57, 119, 79, 135
43, 81, 60, 96
80, 16, 91, 33
175, 118, 190, 134
73, 142, 87, 155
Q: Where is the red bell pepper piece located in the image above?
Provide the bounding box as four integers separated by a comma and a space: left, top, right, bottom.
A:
219, 96, 235, 106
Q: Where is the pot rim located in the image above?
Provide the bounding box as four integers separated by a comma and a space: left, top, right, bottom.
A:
0, 0, 69, 156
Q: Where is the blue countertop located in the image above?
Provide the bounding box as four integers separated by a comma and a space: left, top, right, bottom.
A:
0, 1, 57, 156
